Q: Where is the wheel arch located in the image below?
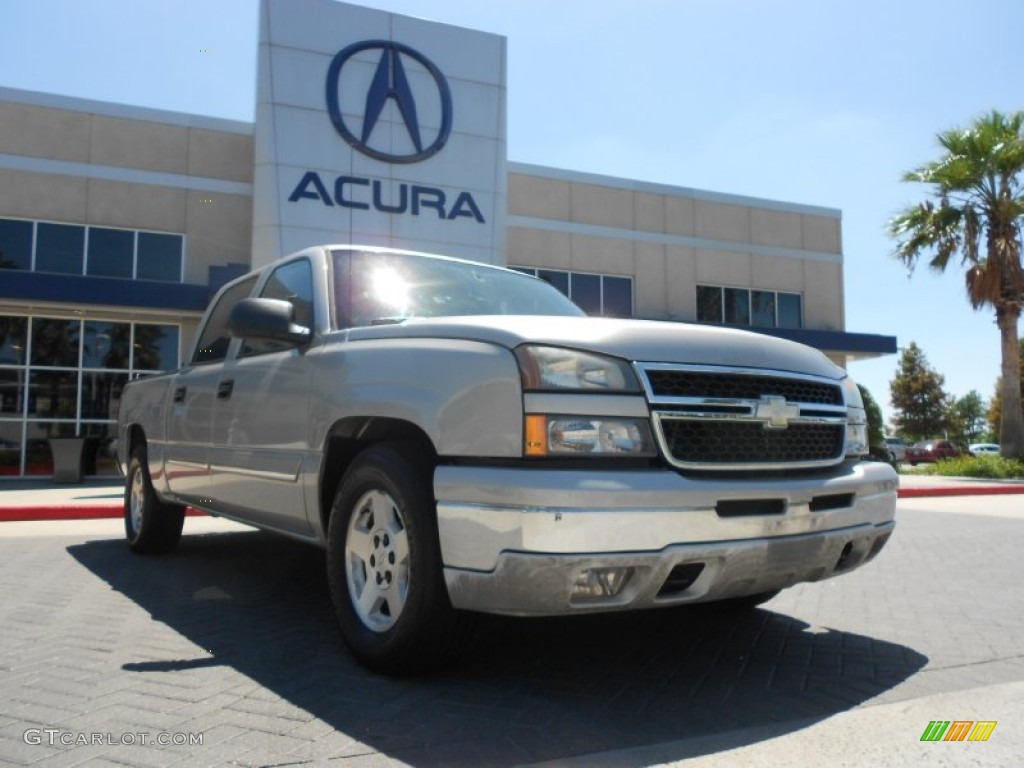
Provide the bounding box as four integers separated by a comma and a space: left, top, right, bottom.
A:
319, 417, 438, 537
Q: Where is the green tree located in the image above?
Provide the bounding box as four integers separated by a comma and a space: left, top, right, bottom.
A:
949, 390, 988, 444
890, 342, 949, 441
859, 383, 885, 450
889, 110, 1024, 458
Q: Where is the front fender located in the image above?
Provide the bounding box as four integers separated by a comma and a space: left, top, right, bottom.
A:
308, 338, 522, 458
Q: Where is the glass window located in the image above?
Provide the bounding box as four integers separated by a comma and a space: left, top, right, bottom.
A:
602, 276, 633, 317
0, 421, 22, 476
137, 232, 183, 282
0, 218, 32, 270
25, 422, 77, 476
537, 269, 570, 297
31, 319, 80, 367
751, 290, 776, 328
35, 223, 84, 275
241, 259, 315, 357
192, 276, 257, 364
0, 316, 28, 365
133, 324, 180, 371
80, 372, 128, 420
696, 285, 723, 323
724, 288, 750, 325
28, 371, 79, 419
83, 321, 130, 369
0, 369, 26, 416
87, 228, 134, 278
571, 273, 601, 315
778, 293, 802, 329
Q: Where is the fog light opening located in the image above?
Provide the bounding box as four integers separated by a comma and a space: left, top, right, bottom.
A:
571, 567, 634, 601
835, 542, 854, 571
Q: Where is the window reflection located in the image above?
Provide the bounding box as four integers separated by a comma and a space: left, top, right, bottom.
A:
0, 314, 179, 477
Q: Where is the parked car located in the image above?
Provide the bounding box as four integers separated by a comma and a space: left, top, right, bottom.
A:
883, 436, 908, 463
905, 440, 962, 465
968, 443, 1000, 457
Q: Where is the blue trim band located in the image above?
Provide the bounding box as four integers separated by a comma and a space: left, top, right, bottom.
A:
751, 327, 897, 355
0, 270, 209, 312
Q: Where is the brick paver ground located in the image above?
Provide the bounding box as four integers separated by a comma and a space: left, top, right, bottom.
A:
0, 500, 1021, 767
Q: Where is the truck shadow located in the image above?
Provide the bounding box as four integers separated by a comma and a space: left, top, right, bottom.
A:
68, 529, 927, 767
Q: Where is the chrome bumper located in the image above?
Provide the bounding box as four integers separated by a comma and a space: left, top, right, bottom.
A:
434, 460, 897, 616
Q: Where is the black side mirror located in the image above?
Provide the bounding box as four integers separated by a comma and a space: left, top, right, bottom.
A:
227, 298, 312, 344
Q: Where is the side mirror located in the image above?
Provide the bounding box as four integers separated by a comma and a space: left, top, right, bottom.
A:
227, 298, 312, 344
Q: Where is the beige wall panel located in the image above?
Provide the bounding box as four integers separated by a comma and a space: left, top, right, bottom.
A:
89, 116, 188, 175
695, 248, 751, 287
751, 255, 805, 291
803, 261, 844, 330
570, 183, 633, 229
570, 234, 635, 274
695, 200, 750, 243
665, 245, 697, 320
634, 192, 665, 233
86, 179, 187, 232
507, 174, 570, 220
0, 169, 87, 222
0, 103, 90, 162
184, 192, 253, 284
802, 214, 841, 253
665, 195, 695, 237
750, 208, 802, 249
506, 226, 571, 269
633, 242, 666, 319
188, 129, 254, 183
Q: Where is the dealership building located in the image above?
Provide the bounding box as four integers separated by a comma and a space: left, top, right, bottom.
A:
0, 0, 894, 478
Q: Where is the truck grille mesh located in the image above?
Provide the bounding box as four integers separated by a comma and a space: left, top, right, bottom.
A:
659, 420, 845, 465
645, 370, 843, 406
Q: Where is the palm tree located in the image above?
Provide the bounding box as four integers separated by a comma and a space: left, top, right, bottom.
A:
889, 110, 1024, 458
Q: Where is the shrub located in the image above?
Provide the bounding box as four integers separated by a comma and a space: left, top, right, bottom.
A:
921, 455, 1024, 479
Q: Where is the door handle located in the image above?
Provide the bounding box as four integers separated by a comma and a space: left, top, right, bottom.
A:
173, 386, 187, 403
217, 379, 234, 400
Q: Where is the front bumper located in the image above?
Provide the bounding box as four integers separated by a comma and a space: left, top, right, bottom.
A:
435, 460, 897, 616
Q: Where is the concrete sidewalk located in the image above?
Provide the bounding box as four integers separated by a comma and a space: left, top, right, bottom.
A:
0, 470, 1022, 521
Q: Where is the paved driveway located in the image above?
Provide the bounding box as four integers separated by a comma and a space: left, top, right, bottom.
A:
0, 497, 1021, 767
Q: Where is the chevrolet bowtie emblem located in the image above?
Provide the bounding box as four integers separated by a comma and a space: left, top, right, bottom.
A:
755, 395, 799, 429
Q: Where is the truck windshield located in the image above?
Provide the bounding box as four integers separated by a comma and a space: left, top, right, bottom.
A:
332, 249, 586, 328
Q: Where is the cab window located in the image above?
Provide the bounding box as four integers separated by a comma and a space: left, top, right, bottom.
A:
191, 276, 257, 365
240, 259, 315, 357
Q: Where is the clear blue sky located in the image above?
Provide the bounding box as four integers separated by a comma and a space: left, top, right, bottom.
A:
2, 0, 1022, 426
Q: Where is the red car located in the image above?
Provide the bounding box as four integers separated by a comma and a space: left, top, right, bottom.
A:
905, 440, 962, 465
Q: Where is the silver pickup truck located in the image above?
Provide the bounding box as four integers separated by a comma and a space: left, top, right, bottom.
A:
118, 245, 897, 674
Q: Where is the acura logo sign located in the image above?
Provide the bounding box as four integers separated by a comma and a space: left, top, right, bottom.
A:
326, 40, 453, 164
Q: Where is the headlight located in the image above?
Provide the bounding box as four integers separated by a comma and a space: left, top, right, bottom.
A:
840, 376, 868, 457
515, 345, 641, 392
525, 415, 656, 457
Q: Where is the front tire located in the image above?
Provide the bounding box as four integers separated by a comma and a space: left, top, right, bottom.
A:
326, 443, 475, 675
124, 446, 185, 554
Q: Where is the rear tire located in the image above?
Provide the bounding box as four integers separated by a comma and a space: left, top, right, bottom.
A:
124, 446, 185, 554
326, 443, 475, 675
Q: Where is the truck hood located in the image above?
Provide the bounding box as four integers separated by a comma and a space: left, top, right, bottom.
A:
343, 315, 844, 379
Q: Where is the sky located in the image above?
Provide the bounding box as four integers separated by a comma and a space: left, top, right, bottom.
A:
1, 0, 1022, 426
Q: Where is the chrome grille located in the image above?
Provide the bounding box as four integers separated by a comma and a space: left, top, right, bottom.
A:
638, 364, 848, 471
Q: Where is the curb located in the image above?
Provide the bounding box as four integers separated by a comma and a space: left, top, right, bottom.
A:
898, 486, 1024, 498
0, 506, 207, 522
